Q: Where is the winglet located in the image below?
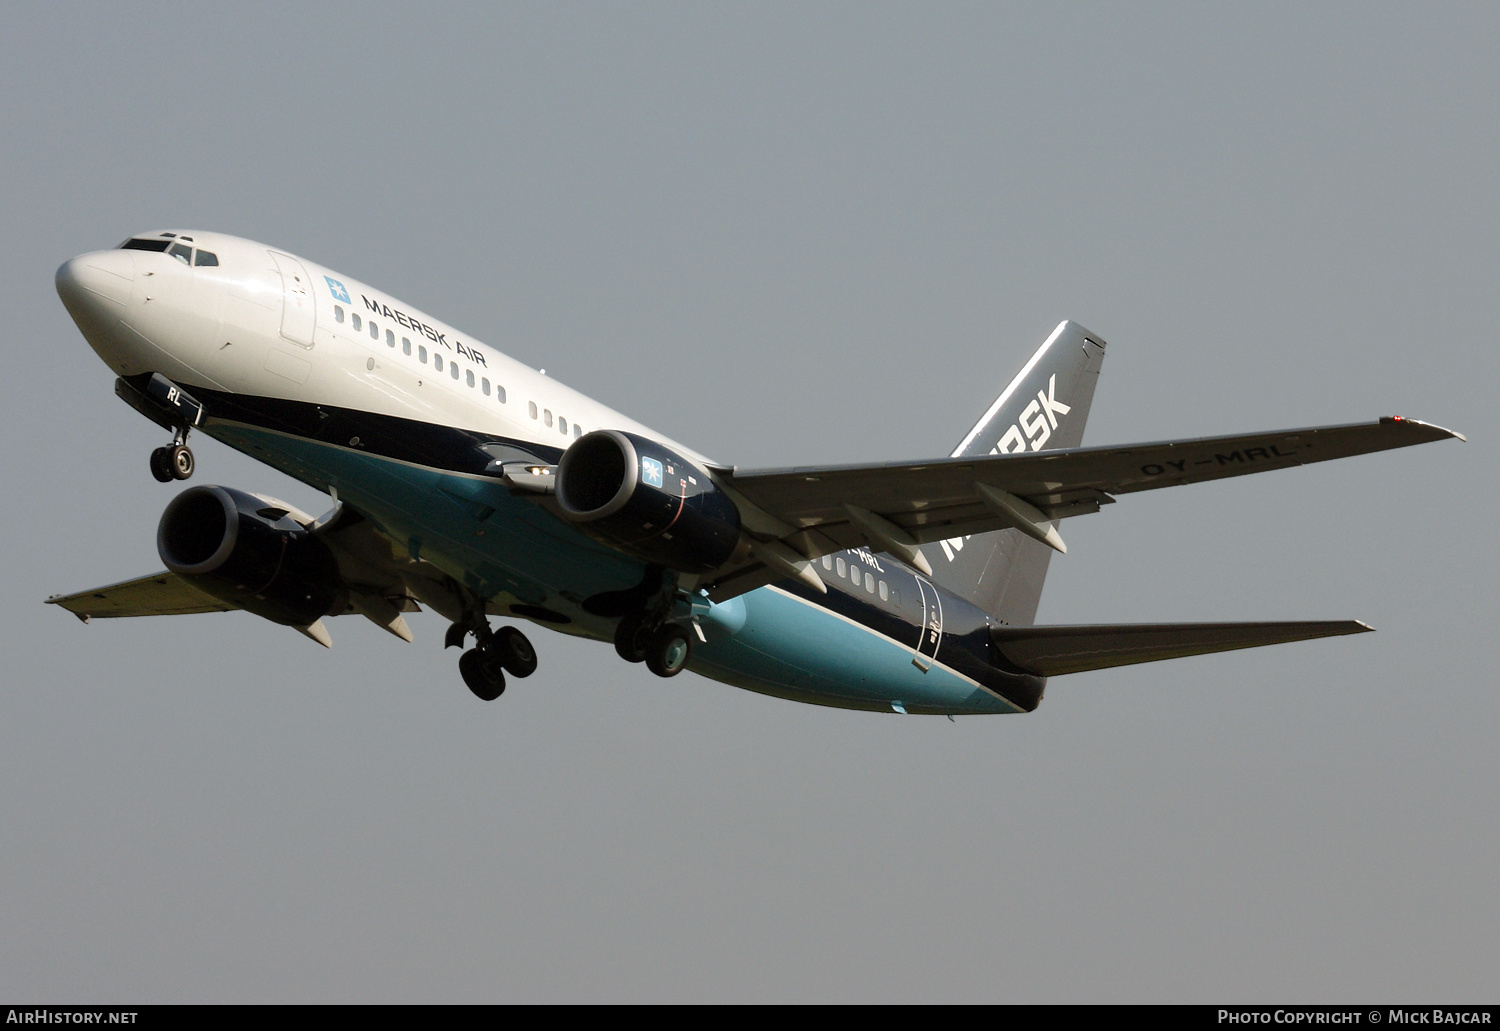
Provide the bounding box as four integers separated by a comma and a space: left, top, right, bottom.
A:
1381, 416, 1466, 443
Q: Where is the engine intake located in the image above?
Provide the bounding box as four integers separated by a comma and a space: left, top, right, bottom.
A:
158, 485, 344, 627
556, 430, 740, 573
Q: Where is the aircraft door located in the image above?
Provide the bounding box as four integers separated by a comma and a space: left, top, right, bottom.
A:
911, 576, 944, 671
268, 251, 315, 348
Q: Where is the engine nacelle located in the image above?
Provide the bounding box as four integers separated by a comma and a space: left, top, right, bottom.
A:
555, 430, 741, 574
157, 485, 344, 628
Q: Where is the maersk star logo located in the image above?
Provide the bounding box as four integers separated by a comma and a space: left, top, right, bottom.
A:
324, 276, 351, 304
641, 456, 664, 489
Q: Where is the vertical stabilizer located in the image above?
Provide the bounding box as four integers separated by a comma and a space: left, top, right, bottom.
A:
919, 321, 1106, 625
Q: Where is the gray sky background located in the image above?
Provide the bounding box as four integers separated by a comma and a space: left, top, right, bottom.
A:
1, 2, 1495, 1002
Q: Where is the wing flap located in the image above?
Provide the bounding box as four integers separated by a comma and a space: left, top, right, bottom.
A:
990, 620, 1373, 677
46, 572, 237, 620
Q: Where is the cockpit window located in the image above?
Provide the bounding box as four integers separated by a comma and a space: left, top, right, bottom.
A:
169, 243, 192, 264
193, 250, 218, 267
121, 238, 171, 252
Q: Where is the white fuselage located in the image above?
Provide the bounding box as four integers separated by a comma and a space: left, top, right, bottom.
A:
59, 229, 709, 470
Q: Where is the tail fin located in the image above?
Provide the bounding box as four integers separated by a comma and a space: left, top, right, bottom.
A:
919, 320, 1106, 625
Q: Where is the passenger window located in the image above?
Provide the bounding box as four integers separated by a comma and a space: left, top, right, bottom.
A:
369, 321, 379, 340
865, 572, 875, 593
334, 306, 344, 323
193, 251, 218, 267
558, 417, 567, 434
529, 401, 537, 419
574, 425, 582, 438
821, 555, 833, 570
497, 385, 507, 403
878, 581, 888, 601
544, 410, 553, 428
835, 557, 846, 578
482, 378, 490, 396
419, 345, 427, 363
466, 370, 475, 388
352, 313, 362, 332
450, 363, 460, 380
434, 355, 443, 372
169, 243, 192, 264
402, 337, 411, 355
386, 329, 395, 347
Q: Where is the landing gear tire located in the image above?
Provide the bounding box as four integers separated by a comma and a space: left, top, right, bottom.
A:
149, 447, 174, 483
645, 624, 692, 678
493, 626, 538, 678
614, 616, 648, 663
460, 648, 506, 700
169, 444, 194, 480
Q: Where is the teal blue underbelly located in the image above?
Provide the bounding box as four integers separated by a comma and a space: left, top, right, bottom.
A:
209, 422, 1019, 715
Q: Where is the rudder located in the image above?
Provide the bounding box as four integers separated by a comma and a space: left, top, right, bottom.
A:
918, 320, 1106, 625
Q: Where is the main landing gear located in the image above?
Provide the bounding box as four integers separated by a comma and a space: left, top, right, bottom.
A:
149, 427, 195, 483
448, 619, 538, 701
614, 616, 693, 678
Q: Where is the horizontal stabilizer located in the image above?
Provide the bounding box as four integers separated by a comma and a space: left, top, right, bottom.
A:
991, 620, 1373, 677
46, 571, 236, 620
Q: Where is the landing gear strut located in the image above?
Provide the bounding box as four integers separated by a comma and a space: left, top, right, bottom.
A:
150, 427, 194, 483
448, 612, 538, 700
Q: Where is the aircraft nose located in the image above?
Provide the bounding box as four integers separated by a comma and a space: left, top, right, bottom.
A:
55, 250, 135, 312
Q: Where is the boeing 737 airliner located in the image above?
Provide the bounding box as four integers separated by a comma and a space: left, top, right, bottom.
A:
49, 230, 1464, 714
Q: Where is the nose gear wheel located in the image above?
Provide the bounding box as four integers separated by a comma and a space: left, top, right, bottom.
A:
150, 428, 194, 482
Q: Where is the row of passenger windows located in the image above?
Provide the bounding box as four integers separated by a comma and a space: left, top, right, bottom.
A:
333, 304, 583, 438
820, 554, 893, 602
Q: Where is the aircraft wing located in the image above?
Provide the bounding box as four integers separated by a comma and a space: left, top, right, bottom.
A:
990, 620, 1372, 677
46, 571, 237, 620
705, 417, 1461, 598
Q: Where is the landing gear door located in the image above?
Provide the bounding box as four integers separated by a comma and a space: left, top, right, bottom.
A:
912, 576, 944, 672
269, 251, 315, 348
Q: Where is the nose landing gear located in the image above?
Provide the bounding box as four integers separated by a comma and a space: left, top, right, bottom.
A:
149, 428, 195, 483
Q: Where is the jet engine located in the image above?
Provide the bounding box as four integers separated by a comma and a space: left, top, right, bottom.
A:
157, 485, 344, 627
555, 430, 741, 573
